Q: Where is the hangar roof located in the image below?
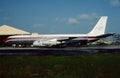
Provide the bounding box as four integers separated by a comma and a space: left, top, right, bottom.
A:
0, 25, 30, 35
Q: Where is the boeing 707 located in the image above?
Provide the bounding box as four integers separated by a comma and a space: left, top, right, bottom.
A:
4, 16, 113, 47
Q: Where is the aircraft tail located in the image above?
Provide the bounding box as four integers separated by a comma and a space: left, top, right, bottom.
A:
88, 16, 108, 36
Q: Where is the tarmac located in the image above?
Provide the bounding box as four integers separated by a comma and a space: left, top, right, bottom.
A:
0, 45, 120, 55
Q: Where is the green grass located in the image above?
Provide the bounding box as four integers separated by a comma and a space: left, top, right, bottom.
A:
0, 54, 120, 78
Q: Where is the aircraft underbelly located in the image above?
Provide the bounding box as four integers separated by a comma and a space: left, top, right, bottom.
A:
7, 40, 34, 45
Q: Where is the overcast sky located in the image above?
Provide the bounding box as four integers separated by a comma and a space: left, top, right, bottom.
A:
0, 0, 120, 34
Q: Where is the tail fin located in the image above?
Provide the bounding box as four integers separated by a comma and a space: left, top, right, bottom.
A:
88, 16, 108, 36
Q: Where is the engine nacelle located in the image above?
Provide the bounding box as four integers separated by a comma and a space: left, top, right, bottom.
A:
33, 40, 61, 47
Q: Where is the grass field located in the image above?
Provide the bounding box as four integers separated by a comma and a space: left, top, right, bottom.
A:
0, 54, 120, 78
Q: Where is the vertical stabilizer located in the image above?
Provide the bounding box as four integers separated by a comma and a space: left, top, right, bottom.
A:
88, 16, 108, 36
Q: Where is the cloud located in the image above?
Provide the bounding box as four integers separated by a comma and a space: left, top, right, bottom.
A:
0, 8, 4, 13
77, 13, 98, 20
33, 23, 45, 28
68, 18, 79, 25
55, 17, 67, 22
55, 13, 99, 25
110, 0, 120, 7
3, 17, 10, 21
68, 18, 79, 24
67, 13, 99, 25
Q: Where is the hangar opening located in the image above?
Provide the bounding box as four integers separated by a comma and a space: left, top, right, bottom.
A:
0, 25, 30, 46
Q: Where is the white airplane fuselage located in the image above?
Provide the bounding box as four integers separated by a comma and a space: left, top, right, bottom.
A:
4, 16, 113, 47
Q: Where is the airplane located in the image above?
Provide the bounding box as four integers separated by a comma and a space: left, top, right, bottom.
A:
3, 16, 113, 47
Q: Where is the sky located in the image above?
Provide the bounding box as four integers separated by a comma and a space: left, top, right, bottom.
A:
0, 0, 120, 34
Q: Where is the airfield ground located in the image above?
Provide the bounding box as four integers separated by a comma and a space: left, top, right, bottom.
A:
0, 54, 120, 78
0, 46, 120, 78
0, 45, 120, 55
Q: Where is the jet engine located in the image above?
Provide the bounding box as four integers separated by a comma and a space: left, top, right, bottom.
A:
33, 40, 61, 47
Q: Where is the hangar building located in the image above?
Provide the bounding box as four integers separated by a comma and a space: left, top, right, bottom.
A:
0, 25, 30, 46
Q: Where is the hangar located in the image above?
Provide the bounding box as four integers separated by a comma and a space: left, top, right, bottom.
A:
0, 25, 30, 46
